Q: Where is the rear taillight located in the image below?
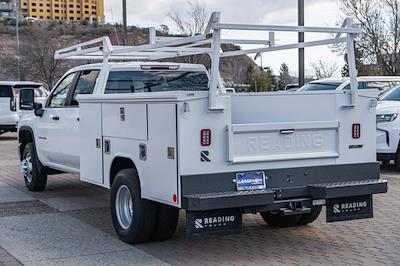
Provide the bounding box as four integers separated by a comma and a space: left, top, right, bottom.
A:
200, 129, 211, 146
352, 123, 361, 139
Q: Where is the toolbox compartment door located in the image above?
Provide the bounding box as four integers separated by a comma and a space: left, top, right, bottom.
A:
80, 103, 104, 185
227, 121, 339, 163
144, 103, 179, 205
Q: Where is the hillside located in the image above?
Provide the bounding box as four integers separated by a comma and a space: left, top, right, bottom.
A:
0, 21, 257, 88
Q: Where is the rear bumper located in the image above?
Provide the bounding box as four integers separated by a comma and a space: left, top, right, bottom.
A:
181, 162, 385, 211
183, 179, 387, 211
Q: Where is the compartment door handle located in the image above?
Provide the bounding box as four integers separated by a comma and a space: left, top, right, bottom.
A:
280, 129, 295, 135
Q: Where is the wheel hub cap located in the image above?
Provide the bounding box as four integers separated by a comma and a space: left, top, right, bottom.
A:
20, 154, 33, 183
115, 185, 134, 230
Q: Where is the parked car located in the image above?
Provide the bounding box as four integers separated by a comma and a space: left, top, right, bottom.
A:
376, 84, 400, 168
0, 81, 47, 135
298, 77, 400, 95
284, 84, 299, 91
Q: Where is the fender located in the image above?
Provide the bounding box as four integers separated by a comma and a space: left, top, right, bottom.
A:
108, 154, 145, 196
18, 126, 35, 161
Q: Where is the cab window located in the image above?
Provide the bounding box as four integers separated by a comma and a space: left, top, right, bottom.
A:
48, 73, 76, 108
105, 71, 209, 94
70, 70, 99, 106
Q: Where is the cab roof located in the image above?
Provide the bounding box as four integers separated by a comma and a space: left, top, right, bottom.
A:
67, 62, 208, 73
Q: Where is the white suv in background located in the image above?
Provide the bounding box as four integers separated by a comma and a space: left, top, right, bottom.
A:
298, 76, 400, 94
0, 81, 47, 135
377, 84, 400, 168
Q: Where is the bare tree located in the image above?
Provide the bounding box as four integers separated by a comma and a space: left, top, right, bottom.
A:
168, 1, 209, 36
311, 60, 339, 79
340, 0, 400, 75
0, 24, 74, 89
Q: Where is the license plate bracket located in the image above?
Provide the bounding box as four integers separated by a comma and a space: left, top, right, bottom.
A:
326, 195, 373, 222
235, 171, 266, 191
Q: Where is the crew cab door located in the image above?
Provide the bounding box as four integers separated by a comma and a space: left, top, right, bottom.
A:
37, 70, 99, 171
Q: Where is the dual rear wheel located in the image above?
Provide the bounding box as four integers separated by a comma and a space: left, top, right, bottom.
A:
110, 169, 179, 244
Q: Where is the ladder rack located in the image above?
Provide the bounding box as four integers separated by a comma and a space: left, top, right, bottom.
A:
55, 12, 361, 110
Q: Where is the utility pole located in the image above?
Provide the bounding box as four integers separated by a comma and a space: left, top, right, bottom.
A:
15, 0, 20, 81
298, 0, 304, 87
122, 0, 127, 45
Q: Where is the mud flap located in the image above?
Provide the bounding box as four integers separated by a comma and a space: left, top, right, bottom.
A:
326, 195, 373, 222
186, 208, 242, 239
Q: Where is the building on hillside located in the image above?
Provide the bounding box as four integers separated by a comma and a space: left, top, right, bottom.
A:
20, 0, 104, 23
0, 0, 14, 19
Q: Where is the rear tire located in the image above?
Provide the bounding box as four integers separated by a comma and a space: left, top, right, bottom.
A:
152, 203, 179, 241
21, 142, 47, 191
110, 169, 157, 244
297, 206, 322, 226
260, 211, 302, 227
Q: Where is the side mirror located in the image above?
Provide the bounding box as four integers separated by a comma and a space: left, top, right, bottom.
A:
34, 103, 44, 117
19, 89, 34, 110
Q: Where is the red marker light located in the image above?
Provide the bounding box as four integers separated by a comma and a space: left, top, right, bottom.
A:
173, 194, 177, 203
352, 123, 361, 139
201, 129, 211, 146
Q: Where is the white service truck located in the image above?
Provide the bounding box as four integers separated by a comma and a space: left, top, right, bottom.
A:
18, 13, 387, 243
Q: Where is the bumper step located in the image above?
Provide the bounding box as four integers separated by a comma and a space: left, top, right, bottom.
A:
183, 179, 387, 211
307, 179, 387, 199
183, 189, 275, 211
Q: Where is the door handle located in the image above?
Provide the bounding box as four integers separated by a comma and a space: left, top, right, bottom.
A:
50, 115, 60, 121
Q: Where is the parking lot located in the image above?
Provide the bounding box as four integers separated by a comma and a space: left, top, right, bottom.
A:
0, 132, 399, 266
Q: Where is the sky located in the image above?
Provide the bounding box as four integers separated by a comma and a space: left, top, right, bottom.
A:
104, 0, 343, 77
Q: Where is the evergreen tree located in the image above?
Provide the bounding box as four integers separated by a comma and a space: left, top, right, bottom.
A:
279, 63, 291, 90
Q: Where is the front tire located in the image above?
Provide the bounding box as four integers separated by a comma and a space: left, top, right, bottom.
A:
260, 211, 302, 227
21, 142, 47, 191
110, 169, 157, 244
